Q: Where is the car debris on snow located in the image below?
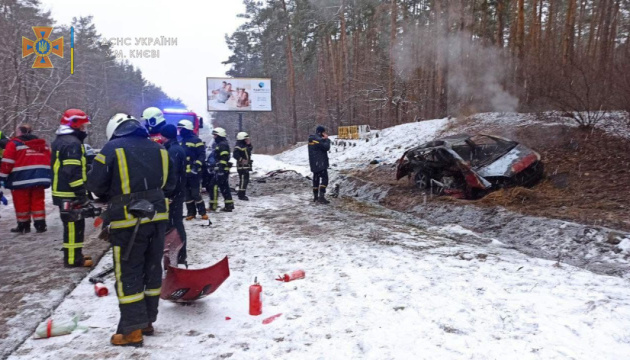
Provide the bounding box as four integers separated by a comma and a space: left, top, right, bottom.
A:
396, 134, 544, 199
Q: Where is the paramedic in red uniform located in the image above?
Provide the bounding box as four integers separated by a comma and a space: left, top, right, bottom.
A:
0, 124, 52, 234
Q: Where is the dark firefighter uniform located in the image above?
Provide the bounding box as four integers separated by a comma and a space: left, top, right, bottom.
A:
181, 131, 206, 218
208, 136, 234, 211
308, 130, 331, 203
233, 140, 252, 200
161, 125, 188, 264
51, 132, 90, 266
87, 125, 175, 337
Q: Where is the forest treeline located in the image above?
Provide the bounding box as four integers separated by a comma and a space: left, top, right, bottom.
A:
219, 0, 630, 152
0, 0, 182, 147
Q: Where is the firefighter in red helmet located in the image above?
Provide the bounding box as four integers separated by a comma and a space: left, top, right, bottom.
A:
51, 109, 93, 267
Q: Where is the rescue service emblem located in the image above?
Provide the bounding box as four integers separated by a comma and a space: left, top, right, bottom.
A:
22, 26, 64, 68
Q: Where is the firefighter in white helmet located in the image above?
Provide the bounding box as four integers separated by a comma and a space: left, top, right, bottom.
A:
177, 120, 208, 220
206, 127, 234, 212
87, 112, 175, 346
142, 107, 166, 144
233, 132, 253, 201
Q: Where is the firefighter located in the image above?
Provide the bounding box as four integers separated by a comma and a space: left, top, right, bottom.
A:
87, 113, 175, 347
308, 125, 331, 204
51, 109, 93, 267
178, 120, 208, 220
207, 127, 234, 212
0, 124, 51, 233
142, 107, 167, 144
160, 124, 188, 265
233, 132, 252, 201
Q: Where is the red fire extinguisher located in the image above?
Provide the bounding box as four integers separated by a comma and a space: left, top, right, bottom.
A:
249, 277, 262, 316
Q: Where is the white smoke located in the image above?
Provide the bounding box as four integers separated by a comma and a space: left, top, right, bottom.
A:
396, 27, 519, 114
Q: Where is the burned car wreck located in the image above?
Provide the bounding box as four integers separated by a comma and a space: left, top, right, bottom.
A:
396, 134, 544, 199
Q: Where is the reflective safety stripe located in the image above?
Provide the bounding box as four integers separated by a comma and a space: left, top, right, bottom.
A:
109, 212, 169, 230
186, 164, 192, 173
115, 148, 131, 194
53, 191, 76, 198
62, 243, 84, 249
195, 160, 202, 165
144, 287, 161, 296
12, 178, 51, 186
225, 200, 234, 204
119, 292, 145, 304
69, 179, 84, 187
67, 222, 76, 265
94, 153, 106, 164
81, 146, 87, 181
219, 160, 227, 164
211, 185, 218, 210
62, 159, 82, 166
52, 151, 60, 194
195, 142, 204, 147
220, 151, 229, 156
160, 149, 169, 188
185, 142, 196, 147
1, 158, 15, 164
114, 246, 124, 296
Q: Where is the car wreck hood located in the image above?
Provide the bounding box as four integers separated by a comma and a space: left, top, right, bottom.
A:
476, 144, 539, 178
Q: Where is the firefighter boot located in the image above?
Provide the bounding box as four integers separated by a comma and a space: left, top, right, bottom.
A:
185, 202, 196, 221
142, 323, 154, 336
313, 189, 319, 203
64, 257, 93, 268
10, 222, 31, 234
238, 194, 249, 201
221, 203, 234, 212
111, 329, 143, 347
201, 214, 209, 220
318, 192, 330, 205
34, 220, 47, 233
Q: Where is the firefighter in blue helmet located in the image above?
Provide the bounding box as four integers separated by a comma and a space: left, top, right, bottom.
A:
207, 127, 234, 212
178, 120, 208, 220
308, 125, 331, 204
87, 113, 175, 347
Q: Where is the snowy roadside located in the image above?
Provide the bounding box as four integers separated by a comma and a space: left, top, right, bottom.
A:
8, 173, 630, 359
0, 190, 106, 359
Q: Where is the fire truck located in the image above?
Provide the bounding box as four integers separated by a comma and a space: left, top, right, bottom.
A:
162, 108, 204, 134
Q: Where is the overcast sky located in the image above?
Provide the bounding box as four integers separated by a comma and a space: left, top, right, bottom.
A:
40, 0, 246, 119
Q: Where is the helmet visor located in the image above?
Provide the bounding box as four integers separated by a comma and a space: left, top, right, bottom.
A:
147, 117, 160, 127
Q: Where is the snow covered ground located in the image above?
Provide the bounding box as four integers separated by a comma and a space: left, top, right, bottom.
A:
0, 190, 104, 359
5, 111, 630, 359
8, 171, 630, 359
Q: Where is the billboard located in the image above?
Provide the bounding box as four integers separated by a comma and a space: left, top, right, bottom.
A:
206, 77, 272, 112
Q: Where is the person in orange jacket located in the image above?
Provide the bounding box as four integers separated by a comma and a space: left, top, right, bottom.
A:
0, 124, 52, 233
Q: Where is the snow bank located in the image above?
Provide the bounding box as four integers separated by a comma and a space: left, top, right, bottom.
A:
277, 118, 449, 171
